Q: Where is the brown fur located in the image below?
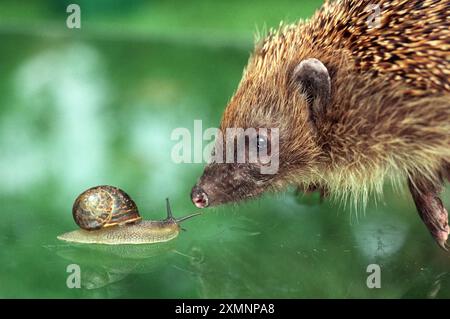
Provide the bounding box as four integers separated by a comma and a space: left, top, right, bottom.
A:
219, 0, 450, 203
193, 0, 450, 247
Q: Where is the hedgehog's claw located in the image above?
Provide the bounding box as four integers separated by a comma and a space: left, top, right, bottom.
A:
422, 196, 449, 251
432, 204, 449, 251
408, 177, 449, 251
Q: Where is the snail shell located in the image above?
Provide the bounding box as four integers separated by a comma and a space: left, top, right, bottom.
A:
73, 185, 141, 230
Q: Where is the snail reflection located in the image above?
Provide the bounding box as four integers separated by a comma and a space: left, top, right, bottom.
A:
49, 241, 177, 290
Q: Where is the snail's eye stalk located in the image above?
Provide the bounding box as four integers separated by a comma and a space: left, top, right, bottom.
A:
166, 197, 173, 219
175, 212, 202, 223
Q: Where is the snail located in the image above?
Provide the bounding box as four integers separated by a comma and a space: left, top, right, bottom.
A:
57, 185, 201, 245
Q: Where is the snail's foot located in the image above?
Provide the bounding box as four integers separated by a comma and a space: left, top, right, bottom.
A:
408, 176, 449, 250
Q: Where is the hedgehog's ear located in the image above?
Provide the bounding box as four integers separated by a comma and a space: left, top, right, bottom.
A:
292, 58, 331, 128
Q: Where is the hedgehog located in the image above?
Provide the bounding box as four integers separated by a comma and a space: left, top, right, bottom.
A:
190, 0, 450, 249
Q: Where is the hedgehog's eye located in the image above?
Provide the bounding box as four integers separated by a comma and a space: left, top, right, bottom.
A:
257, 135, 267, 151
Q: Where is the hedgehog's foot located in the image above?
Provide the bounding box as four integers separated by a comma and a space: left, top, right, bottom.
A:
408, 176, 449, 250
296, 184, 328, 202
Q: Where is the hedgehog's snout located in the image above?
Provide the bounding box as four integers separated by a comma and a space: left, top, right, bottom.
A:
191, 186, 209, 208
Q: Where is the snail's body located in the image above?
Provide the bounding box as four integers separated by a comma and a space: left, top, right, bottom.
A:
58, 186, 199, 245
57, 220, 181, 245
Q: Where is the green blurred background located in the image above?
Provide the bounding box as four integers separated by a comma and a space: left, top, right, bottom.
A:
0, 0, 449, 298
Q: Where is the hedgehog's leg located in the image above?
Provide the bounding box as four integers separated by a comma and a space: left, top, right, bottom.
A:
296, 184, 328, 202
444, 161, 450, 183
408, 174, 449, 250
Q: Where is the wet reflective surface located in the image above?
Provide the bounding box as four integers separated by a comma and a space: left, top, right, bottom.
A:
0, 0, 449, 298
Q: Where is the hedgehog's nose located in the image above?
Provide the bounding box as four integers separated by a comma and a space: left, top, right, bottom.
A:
191, 186, 209, 208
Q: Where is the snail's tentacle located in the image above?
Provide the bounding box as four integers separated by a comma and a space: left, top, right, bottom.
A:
166, 198, 174, 219
175, 212, 202, 223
